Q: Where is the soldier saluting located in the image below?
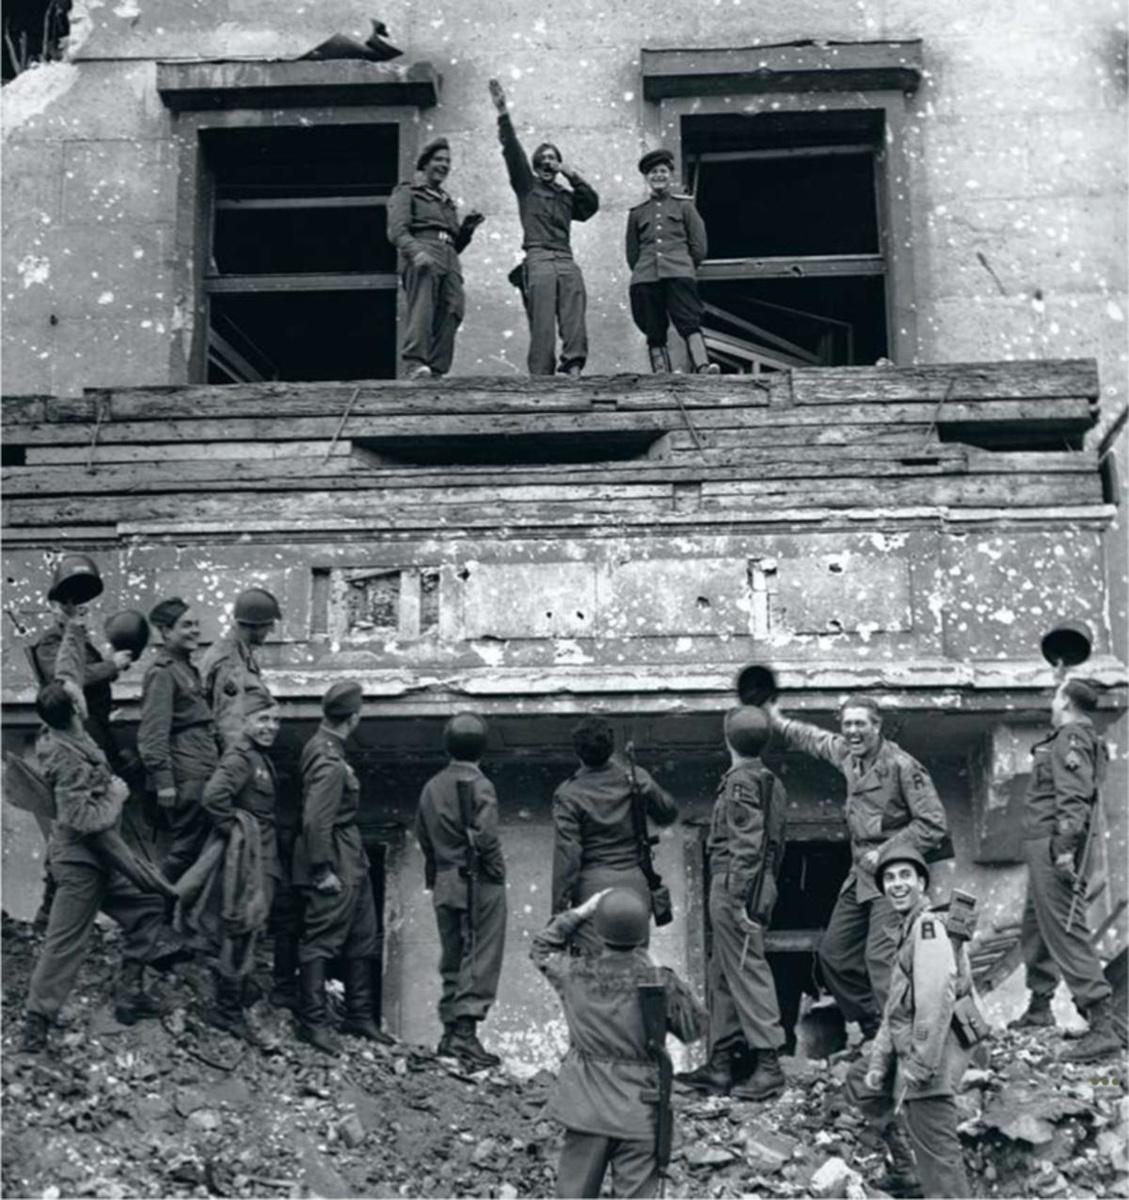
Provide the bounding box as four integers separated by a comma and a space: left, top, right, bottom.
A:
766, 697, 948, 1036
1008, 677, 1119, 1061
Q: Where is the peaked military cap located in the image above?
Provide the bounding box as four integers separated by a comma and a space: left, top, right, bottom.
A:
638, 147, 675, 175
323, 680, 364, 719
149, 597, 189, 630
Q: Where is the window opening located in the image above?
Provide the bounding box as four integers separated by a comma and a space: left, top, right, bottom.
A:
201, 123, 399, 383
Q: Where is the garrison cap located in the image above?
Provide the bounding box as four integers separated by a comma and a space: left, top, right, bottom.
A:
148, 597, 190, 630
875, 843, 930, 893
1061, 678, 1100, 713
416, 137, 450, 171
323, 680, 364, 720
244, 690, 279, 717
638, 147, 675, 175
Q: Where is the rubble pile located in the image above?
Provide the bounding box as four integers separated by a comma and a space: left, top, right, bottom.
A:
3, 914, 1126, 1199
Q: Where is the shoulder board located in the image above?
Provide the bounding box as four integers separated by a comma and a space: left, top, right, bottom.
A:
671, 193, 695, 201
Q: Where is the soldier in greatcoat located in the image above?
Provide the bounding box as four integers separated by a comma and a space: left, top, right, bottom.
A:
138, 598, 223, 882
532, 887, 706, 1198
293, 681, 389, 1053
386, 138, 485, 378
416, 712, 507, 1068
679, 707, 788, 1100
767, 697, 948, 1036
1008, 678, 1119, 1061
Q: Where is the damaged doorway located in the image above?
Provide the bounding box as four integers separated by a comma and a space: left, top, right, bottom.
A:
200, 123, 399, 382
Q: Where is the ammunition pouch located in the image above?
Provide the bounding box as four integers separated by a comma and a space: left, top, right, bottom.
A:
649, 882, 673, 927
951, 994, 990, 1049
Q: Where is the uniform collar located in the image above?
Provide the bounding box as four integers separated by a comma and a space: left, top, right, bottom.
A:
156, 645, 193, 666
317, 723, 348, 747
447, 759, 484, 778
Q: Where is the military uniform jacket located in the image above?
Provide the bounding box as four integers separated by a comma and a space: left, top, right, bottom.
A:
776, 717, 947, 903
551, 761, 676, 913
38, 726, 125, 868
416, 761, 505, 906
531, 909, 705, 1139
293, 725, 368, 886
1022, 718, 1107, 855
199, 631, 273, 751
706, 759, 787, 921
201, 734, 282, 881
496, 114, 599, 252
868, 898, 975, 1100
33, 619, 119, 759
625, 193, 708, 284
137, 648, 221, 802
387, 182, 475, 272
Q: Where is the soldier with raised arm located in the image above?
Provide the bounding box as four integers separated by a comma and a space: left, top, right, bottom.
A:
767, 696, 947, 1036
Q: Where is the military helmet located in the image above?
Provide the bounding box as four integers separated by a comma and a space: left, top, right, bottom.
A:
724, 705, 771, 756
875, 843, 930, 893
234, 587, 281, 625
104, 609, 150, 657
444, 712, 488, 760
735, 662, 778, 707
47, 554, 104, 605
594, 888, 650, 948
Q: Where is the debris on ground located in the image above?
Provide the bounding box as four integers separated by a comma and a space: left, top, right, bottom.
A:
3, 912, 1126, 1198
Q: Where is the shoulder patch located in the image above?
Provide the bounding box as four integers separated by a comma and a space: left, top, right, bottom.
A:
920, 919, 936, 940
1064, 750, 1082, 771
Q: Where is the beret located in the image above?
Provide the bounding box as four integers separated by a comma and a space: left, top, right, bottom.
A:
323, 680, 364, 719
416, 137, 450, 171
638, 148, 675, 175
148, 597, 189, 630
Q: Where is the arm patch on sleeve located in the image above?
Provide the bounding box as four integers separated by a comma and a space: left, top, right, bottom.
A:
920, 919, 936, 940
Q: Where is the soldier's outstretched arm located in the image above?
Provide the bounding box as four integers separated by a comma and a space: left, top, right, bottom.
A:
530, 908, 585, 989
767, 703, 847, 770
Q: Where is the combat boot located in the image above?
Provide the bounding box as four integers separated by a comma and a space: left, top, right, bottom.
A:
204, 972, 251, 1040
648, 345, 672, 374
1059, 997, 1122, 1062
676, 1044, 734, 1094
269, 931, 300, 1011
21, 1012, 50, 1053
340, 958, 393, 1044
1008, 993, 1055, 1031
731, 1048, 785, 1101
876, 1121, 923, 1198
296, 959, 341, 1056
436, 1023, 456, 1056
447, 1017, 500, 1069
114, 960, 162, 1025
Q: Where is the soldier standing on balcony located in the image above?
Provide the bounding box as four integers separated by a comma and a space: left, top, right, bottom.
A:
625, 149, 720, 376
387, 139, 485, 379
488, 79, 600, 378
1008, 678, 1119, 1061
766, 697, 948, 1038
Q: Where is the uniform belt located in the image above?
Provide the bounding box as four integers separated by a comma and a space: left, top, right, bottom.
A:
415, 229, 453, 244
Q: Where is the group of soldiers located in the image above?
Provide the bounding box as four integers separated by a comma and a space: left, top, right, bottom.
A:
13, 552, 1121, 1200
386, 79, 722, 380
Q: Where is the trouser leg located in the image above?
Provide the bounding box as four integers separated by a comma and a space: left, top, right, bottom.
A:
556, 258, 589, 370
101, 882, 183, 966
864, 893, 901, 1015
818, 879, 876, 1024
705, 926, 743, 1056
452, 879, 507, 1021
1026, 837, 1111, 1009
610, 1138, 661, 1199
903, 1096, 970, 1198
1019, 883, 1059, 999
435, 902, 465, 1026
299, 879, 360, 963
709, 879, 784, 1048
161, 801, 209, 883
26, 863, 106, 1020
431, 258, 465, 376
341, 875, 380, 959
629, 282, 670, 347
525, 256, 560, 376
665, 277, 706, 338
401, 259, 438, 371
556, 1131, 612, 1199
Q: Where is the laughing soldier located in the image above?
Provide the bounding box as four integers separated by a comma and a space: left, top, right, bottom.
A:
767, 697, 948, 1037
387, 138, 485, 379
488, 79, 599, 377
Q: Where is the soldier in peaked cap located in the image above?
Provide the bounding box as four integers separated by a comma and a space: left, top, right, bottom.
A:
137, 598, 222, 882
416, 712, 507, 1069
293, 680, 390, 1054
387, 137, 486, 379
626, 148, 720, 376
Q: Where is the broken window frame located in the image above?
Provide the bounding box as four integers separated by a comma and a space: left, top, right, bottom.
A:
643, 45, 921, 364
325, 566, 441, 643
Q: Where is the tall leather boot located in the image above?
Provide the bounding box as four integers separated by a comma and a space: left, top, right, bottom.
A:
296, 959, 341, 1056
340, 958, 393, 1044
1008, 993, 1055, 1030
876, 1121, 923, 1198
1060, 996, 1122, 1062
732, 1047, 785, 1101
114, 959, 161, 1025
205, 971, 251, 1039
686, 331, 720, 375
437, 1022, 456, 1056
269, 931, 300, 1011
447, 1016, 500, 1069
648, 345, 672, 373
676, 1043, 734, 1094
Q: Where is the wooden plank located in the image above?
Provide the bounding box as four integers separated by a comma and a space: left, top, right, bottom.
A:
25, 440, 353, 465
204, 272, 398, 294
0, 397, 48, 423
699, 255, 886, 280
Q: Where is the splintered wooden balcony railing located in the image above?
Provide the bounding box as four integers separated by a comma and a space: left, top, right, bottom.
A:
0, 359, 1104, 537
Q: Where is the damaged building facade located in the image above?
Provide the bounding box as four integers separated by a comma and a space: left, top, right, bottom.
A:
2, 1, 1127, 1064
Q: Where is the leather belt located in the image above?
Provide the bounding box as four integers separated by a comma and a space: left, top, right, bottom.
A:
416, 229, 453, 244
